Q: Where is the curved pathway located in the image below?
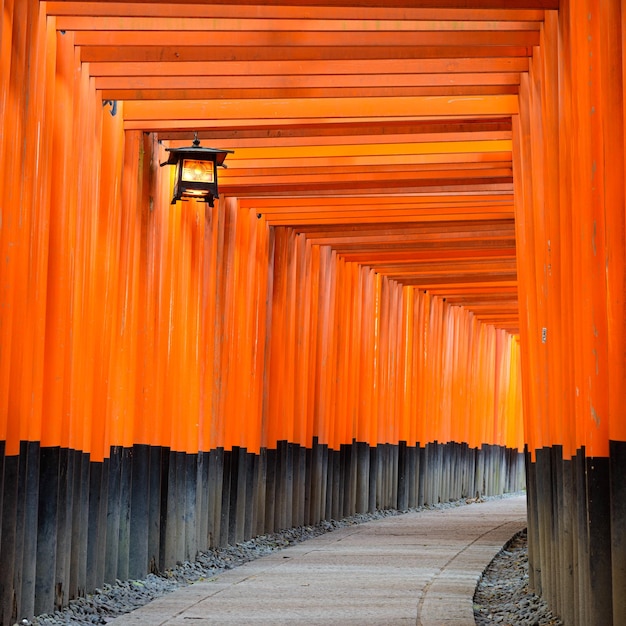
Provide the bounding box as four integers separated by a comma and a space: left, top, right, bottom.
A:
111, 496, 526, 625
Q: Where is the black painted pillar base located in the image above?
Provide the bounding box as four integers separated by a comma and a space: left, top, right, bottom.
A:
355, 441, 369, 514
129, 445, 149, 580
610, 440, 626, 625
0, 449, 18, 626
586, 456, 612, 626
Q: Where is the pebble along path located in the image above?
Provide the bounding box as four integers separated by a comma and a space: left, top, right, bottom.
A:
474, 528, 564, 626
20, 494, 563, 626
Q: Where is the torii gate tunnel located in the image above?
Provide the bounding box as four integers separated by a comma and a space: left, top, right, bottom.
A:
1, 1, 625, 624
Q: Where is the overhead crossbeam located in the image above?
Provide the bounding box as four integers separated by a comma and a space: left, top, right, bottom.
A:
41, 0, 539, 332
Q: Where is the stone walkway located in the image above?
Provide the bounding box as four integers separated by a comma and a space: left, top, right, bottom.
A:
110, 496, 527, 626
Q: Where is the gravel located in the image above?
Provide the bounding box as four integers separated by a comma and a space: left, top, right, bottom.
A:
474, 528, 564, 626
20, 493, 561, 626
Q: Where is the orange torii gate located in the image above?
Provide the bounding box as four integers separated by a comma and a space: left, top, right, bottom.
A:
0, 1, 623, 625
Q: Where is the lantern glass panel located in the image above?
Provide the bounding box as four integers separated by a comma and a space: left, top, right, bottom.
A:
182, 159, 215, 184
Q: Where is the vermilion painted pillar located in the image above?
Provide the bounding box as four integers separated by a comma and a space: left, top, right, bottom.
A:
515, 2, 626, 624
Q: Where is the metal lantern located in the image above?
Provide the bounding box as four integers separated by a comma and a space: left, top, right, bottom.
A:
161, 134, 233, 207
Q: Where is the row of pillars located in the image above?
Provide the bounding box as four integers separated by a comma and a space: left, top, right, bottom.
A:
526, 443, 626, 626
0, 439, 524, 624
514, 5, 626, 624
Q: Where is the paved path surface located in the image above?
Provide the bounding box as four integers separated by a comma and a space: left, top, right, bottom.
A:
111, 496, 527, 626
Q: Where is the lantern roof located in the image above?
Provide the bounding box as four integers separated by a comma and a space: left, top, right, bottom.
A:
161, 145, 234, 168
